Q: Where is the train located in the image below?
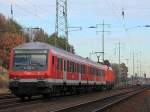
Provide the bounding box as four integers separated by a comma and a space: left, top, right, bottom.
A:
9, 42, 115, 100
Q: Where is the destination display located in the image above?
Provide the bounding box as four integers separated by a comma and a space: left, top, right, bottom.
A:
14, 49, 48, 54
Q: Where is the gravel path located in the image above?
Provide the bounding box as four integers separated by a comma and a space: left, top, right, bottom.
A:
105, 89, 150, 112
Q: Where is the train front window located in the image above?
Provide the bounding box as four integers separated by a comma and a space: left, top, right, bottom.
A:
14, 55, 29, 66
13, 50, 48, 71
30, 54, 47, 70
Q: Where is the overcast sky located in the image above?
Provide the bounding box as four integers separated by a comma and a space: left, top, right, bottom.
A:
1, 0, 150, 77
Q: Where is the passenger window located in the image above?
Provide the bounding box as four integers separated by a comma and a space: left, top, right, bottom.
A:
52, 56, 54, 65
57, 58, 59, 70
96, 69, 98, 76
77, 63, 80, 73
102, 71, 104, 76
60, 59, 63, 71
67, 61, 70, 72
64, 60, 66, 71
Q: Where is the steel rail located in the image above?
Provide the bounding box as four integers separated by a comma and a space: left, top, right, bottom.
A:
50, 88, 145, 112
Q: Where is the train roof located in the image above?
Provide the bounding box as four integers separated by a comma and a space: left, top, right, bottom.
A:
14, 42, 107, 69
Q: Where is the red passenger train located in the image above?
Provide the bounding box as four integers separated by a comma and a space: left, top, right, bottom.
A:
9, 42, 115, 99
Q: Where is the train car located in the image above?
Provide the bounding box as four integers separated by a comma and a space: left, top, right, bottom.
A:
9, 42, 114, 100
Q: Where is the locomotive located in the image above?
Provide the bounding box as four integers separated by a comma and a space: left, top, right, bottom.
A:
9, 42, 115, 100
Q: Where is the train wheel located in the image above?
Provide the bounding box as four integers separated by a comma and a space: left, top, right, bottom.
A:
28, 96, 32, 100
20, 96, 25, 101
42, 93, 51, 98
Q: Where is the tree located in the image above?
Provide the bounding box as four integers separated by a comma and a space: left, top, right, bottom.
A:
120, 63, 128, 81
47, 33, 75, 54
104, 60, 111, 67
112, 63, 128, 85
0, 32, 25, 68
34, 29, 48, 42
111, 63, 121, 83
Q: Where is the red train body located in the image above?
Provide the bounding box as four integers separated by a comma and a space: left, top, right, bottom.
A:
9, 42, 115, 99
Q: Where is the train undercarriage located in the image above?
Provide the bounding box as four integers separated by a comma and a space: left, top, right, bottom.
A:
9, 80, 114, 100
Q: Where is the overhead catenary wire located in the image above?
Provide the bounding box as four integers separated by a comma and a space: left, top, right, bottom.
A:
104, 0, 131, 49
105, 0, 127, 30
11, 1, 51, 24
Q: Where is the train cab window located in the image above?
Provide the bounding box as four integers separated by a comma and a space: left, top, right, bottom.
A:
13, 53, 47, 71
31, 55, 47, 66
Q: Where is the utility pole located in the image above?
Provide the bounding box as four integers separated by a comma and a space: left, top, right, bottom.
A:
96, 20, 110, 62
119, 42, 121, 65
133, 52, 135, 76
126, 58, 129, 66
117, 42, 121, 86
136, 53, 139, 77
10, 3, 13, 20
115, 42, 121, 65
139, 51, 142, 78
55, 0, 68, 50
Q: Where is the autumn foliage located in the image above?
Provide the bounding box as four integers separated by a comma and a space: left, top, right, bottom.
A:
0, 14, 26, 68
0, 32, 25, 67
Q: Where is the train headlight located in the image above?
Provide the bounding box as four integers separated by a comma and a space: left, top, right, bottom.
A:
13, 76, 20, 81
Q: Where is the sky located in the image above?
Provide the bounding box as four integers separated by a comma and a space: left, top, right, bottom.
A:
0, 0, 150, 77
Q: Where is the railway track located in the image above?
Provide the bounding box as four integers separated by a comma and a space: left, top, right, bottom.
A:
0, 93, 19, 108
0, 93, 66, 111
0, 95, 43, 111
0, 87, 144, 112
0, 94, 16, 100
51, 88, 145, 112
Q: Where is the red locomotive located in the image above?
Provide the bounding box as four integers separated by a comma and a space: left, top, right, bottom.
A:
9, 42, 115, 100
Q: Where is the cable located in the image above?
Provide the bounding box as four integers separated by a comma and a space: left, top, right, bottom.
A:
13, 2, 51, 24
105, 0, 131, 40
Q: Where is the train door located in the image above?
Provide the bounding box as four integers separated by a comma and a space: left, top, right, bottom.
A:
63, 59, 67, 82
